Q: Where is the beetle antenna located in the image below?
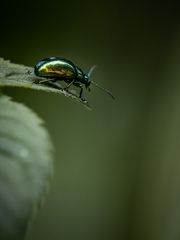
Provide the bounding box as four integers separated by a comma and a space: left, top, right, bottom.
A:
91, 81, 115, 99
87, 65, 114, 99
88, 65, 96, 77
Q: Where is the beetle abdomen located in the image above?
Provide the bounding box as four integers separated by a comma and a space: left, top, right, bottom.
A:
34, 57, 77, 79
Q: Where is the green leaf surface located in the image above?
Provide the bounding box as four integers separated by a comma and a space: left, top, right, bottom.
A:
0, 95, 53, 240
0, 58, 91, 109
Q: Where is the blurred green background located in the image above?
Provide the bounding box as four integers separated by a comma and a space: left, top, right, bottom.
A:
2, 1, 180, 240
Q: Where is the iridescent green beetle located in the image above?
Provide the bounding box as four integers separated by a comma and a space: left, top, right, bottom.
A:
34, 57, 114, 100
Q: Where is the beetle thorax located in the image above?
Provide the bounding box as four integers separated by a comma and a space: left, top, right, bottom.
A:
76, 67, 89, 84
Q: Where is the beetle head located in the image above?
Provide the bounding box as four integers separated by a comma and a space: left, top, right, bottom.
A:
85, 65, 96, 91
84, 75, 91, 91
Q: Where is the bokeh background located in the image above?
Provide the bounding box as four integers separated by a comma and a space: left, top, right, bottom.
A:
2, 1, 180, 240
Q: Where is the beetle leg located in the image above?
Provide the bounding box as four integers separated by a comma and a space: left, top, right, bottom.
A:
73, 82, 83, 99
64, 80, 75, 90
39, 79, 54, 84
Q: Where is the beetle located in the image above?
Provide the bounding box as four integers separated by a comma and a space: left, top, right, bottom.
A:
34, 57, 114, 100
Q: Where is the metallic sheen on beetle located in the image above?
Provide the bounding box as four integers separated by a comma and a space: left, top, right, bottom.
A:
34, 57, 114, 101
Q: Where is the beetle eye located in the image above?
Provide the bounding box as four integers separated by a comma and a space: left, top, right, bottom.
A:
84, 75, 88, 81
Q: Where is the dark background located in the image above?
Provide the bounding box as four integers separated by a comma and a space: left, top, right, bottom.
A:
2, 1, 180, 240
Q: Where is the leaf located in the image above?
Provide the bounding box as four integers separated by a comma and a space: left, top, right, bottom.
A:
0, 58, 91, 110
0, 95, 54, 240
